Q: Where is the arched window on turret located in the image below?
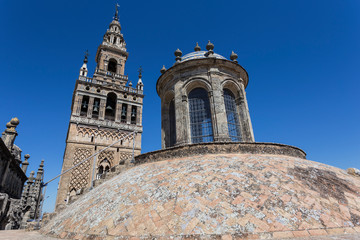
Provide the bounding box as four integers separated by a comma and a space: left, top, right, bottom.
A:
105, 93, 117, 121
169, 99, 176, 147
223, 89, 242, 141
113, 37, 117, 44
188, 88, 214, 143
80, 96, 89, 117
108, 59, 117, 73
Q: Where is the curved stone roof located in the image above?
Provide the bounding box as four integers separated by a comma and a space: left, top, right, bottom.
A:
181, 51, 227, 62
41, 152, 360, 239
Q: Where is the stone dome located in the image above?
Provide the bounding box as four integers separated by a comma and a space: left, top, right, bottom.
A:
181, 51, 227, 62
41, 143, 360, 239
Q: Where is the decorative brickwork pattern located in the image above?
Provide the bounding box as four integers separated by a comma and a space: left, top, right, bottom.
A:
69, 148, 92, 191
119, 152, 132, 164
97, 151, 114, 166
76, 126, 134, 141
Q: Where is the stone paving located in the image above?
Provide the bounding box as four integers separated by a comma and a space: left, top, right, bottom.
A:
0, 230, 60, 239
41, 153, 360, 239
1, 230, 360, 239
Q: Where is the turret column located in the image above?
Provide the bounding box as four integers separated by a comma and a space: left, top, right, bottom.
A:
99, 99, 106, 120
73, 95, 83, 116
87, 97, 94, 118
115, 101, 122, 123
209, 74, 230, 142
126, 104, 132, 124
174, 82, 190, 146
238, 82, 255, 142
136, 106, 142, 126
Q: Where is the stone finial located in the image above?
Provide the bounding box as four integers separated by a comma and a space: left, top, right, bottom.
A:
194, 42, 201, 52
129, 81, 133, 87
2, 117, 19, 150
347, 168, 360, 177
39, 159, 44, 169
160, 65, 167, 74
206, 40, 214, 51
36, 159, 44, 180
174, 49, 182, 63
230, 51, 238, 63
28, 171, 35, 183
5, 118, 19, 134
21, 154, 30, 174
206, 40, 214, 57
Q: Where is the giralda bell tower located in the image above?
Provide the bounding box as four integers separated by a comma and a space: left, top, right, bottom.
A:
55, 5, 144, 210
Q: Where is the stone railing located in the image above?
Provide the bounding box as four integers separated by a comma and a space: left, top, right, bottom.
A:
134, 142, 307, 165
70, 116, 143, 132
95, 69, 128, 81
78, 75, 143, 95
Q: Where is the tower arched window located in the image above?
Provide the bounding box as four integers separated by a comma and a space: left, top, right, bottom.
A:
105, 92, 117, 120
113, 37, 117, 44
131, 106, 137, 124
188, 88, 213, 143
108, 59, 117, 73
169, 99, 176, 147
80, 96, 89, 117
223, 89, 242, 141
121, 103, 127, 123
92, 98, 100, 119
97, 158, 111, 179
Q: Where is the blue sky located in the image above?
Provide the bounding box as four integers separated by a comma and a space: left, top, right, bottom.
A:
1, 0, 359, 213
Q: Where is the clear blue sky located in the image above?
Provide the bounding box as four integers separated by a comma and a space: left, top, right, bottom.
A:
1, 1, 359, 213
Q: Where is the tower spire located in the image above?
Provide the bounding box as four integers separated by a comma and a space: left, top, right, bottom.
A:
79, 50, 89, 77
114, 3, 120, 21
84, 50, 89, 63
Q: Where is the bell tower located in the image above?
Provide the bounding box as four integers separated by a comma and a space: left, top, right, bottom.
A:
55, 5, 144, 211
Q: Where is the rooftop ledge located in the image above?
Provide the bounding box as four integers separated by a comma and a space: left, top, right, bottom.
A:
134, 142, 306, 165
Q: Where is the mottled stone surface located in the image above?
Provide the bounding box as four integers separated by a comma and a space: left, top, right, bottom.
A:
42, 154, 360, 239
2, 230, 360, 240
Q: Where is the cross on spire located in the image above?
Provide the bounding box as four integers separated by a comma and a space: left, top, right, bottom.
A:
114, 3, 120, 21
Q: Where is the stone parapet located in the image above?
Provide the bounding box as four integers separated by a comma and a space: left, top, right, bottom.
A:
135, 142, 306, 165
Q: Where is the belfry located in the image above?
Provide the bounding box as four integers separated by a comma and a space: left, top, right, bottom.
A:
55, 5, 144, 210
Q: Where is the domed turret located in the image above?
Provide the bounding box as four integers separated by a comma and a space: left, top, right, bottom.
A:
157, 43, 254, 148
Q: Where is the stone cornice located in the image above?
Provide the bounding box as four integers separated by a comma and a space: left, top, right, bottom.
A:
157, 58, 249, 96
70, 116, 143, 132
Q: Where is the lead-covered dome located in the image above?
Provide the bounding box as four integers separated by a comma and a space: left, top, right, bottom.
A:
181, 51, 227, 62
